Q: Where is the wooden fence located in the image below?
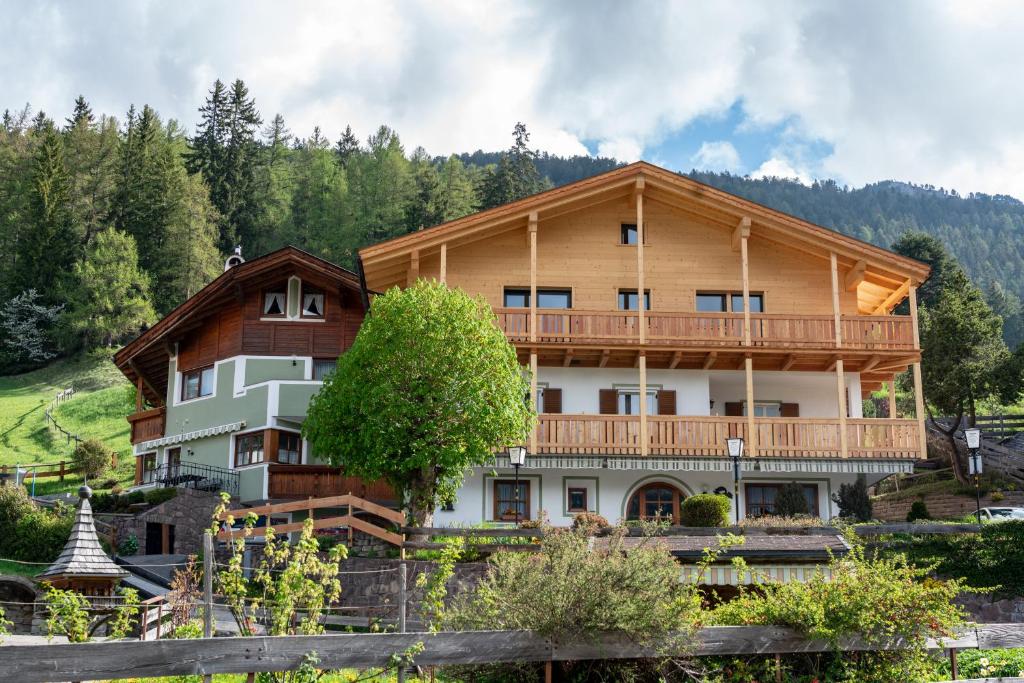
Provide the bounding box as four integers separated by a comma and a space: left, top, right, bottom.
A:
0, 454, 118, 486
970, 414, 1024, 439
1, 624, 1021, 682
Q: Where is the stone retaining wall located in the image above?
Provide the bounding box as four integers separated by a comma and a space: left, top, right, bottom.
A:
872, 491, 1024, 521
337, 557, 488, 620
110, 488, 223, 556
956, 593, 1024, 623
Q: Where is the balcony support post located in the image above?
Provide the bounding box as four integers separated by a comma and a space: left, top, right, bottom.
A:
135, 376, 143, 412
744, 356, 756, 456
530, 352, 538, 455
909, 285, 927, 459
439, 242, 447, 284
836, 359, 849, 458
529, 212, 538, 344
635, 178, 646, 344
738, 217, 752, 346
407, 249, 419, 286
888, 375, 898, 418
830, 252, 843, 348
639, 352, 648, 456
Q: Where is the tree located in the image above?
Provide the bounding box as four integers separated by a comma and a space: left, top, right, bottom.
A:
478, 122, 549, 210
65, 95, 93, 130
158, 172, 222, 307
0, 289, 62, 372
63, 228, 155, 348
286, 139, 347, 261
433, 154, 479, 222
344, 125, 414, 252
774, 482, 810, 517
186, 80, 229, 238
221, 79, 263, 252
303, 280, 534, 528
64, 99, 119, 246
831, 477, 873, 521
891, 231, 962, 310
985, 279, 1024, 349
334, 124, 359, 167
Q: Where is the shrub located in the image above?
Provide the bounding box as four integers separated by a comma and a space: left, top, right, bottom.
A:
906, 499, 931, 522
991, 491, 1006, 502
738, 514, 822, 529
117, 533, 138, 556
72, 438, 111, 480
144, 487, 177, 506
681, 493, 731, 527
774, 482, 810, 517
0, 485, 35, 532
832, 477, 873, 521
571, 511, 610, 532
0, 486, 73, 563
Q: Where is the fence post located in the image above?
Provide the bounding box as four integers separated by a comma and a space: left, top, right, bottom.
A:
949, 647, 958, 680
398, 561, 407, 683
203, 530, 214, 683
59, 461, 65, 482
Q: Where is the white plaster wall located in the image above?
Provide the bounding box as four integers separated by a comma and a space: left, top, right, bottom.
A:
708, 371, 863, 419
537, 367, 711, 415
433, 467, 887, 527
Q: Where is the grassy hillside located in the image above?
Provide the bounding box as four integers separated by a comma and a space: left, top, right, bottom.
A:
0, 351, 135, 492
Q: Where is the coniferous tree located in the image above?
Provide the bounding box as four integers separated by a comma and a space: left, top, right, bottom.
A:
433, 155, 479, 222
65, 95, 94, 130
251, 114, 295, 254
222, 79, 263, 252
0, 289, 63, 372
344, 125, 413, 252
158, 170, 222, 309
187, 80, 230, 242
335, 125, 359, 167
287, 137, 347, 260
478, 122, 549, 210
64, 99, 119, 245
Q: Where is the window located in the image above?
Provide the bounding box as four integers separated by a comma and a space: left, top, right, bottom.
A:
621, 223, 638, 245
277, 431, 301, 465
618, 289, 651, 311
263, 290, 287, 317
493, 480, 530, 521
535, 385, 545, 414
745, 483, 819, 517
313, 359, 336, 381
627, 483, 683, 523
301, 288, 325, 318
618, 389, 657, 416
743, 402, 782, 417
235, 432, 265, 467
166, 447, 181, 478
697, 291, 765, 313
502, 288, 572, 309
567, 487, 588, 513
181, 366, 214, 401
141, 452, 158, 484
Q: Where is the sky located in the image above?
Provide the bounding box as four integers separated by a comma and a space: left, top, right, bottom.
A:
3, 0, 1024, 196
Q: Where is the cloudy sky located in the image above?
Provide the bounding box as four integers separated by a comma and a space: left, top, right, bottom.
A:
4, 0, 1024, 196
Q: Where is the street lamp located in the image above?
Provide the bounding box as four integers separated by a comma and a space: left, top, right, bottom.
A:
726, 437, 744, 525
508, 445, 527, 526
964, 428, 983, 523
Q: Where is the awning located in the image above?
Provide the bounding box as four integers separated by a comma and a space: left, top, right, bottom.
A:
137, 421, 246, 451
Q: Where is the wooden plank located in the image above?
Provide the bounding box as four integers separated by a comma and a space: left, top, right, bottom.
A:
639, 354, 648, 457
636, 179, 646, 345
404, 542, 542, 552
845, 260, 867, 292
731, 215, 751, 252
745, 357, 757, 456
439, 242, 447, 284
400, 527, 544, 537
740, 229, 752, 346
875, 279, 912, 315
830, 252, 843, 347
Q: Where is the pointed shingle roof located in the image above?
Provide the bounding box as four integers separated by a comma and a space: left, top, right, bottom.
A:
38, 486, 128, 582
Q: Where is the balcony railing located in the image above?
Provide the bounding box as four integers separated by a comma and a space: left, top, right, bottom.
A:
536, 415, 921, 459
267, 464, 397, 503
494, 309, 915, 351
127, 406, 166, 445
144, 461, 240, 498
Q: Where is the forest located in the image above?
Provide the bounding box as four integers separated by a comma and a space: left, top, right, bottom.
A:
2, 77, 1023, 375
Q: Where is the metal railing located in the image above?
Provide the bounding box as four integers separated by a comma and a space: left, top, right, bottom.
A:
146, 461, 239, 498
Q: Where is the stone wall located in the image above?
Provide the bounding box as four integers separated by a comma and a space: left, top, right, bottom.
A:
0, 576, 40, 634
872, 491, 1024, 521
337, 557, 488, 621
110, 488, 223, 556
956, 593, 1024, 623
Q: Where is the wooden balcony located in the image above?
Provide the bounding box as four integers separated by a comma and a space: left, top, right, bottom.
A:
495, 309, 915, 352
536, 415, 921, 459
267, 464, 397, 503
127, 406, 166, 445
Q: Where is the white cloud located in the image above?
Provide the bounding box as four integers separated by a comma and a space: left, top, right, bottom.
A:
691, 141, 741, 172
5, 1, 1024, 195
751, 157, 813, 185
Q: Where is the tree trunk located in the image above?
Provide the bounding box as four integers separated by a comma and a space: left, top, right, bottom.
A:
930, 410, 968, 484
405, 466, 437, 543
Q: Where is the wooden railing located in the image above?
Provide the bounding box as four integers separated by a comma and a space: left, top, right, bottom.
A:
494, 308, 915, 351
536, 415, 920, 458
267, 464, 397, 503
127, 406, 166, 444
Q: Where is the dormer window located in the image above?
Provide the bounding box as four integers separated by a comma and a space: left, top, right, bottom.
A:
263, 290, 286, 317
301, 288, 325, 318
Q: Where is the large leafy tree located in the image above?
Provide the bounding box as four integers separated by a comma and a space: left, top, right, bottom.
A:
304, 280, 534, 528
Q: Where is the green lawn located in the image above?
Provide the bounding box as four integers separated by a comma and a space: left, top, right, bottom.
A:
0, 351, 135, 493
0, 559, 41, 578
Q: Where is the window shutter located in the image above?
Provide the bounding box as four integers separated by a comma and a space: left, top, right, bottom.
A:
599, 389, 618, 415
724, 402, 744, 417
134, 455, 143, 485
780, 403, 800, 417
657, 390, 676, 415
543, 388, 562, 414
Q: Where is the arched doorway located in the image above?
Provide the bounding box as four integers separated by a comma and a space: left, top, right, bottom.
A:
626, 482, 686, 523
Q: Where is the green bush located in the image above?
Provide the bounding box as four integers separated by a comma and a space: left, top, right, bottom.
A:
681, 493, 731, 527
571, 511, 610, 531
906, 499, 931, 522
774, 482, 810, 517
832, 478, 873, 521
143, 487, 177, 506
0, 485, 36, 531
72, 438, 111, 480
0, 486, 73, 563
117, 533, 138, 556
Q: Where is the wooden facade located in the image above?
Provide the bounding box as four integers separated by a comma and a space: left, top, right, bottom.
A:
359, 161, 931, 461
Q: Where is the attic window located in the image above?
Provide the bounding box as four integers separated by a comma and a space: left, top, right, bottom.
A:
263, 291, 286, 317
302, 289, 325, 318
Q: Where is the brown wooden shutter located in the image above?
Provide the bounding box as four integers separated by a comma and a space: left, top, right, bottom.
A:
657, 390, 676, 415
599, 389, 618, 415
780, 403, 800, 417
724, 402, 744, 417
134, 455, 143, 485
543, 388, 562, 414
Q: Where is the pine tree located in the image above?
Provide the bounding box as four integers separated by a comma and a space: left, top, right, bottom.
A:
344, 125, 413, 251
157, 171, 222, 309
0, 289, 63, 372
433, 155, 479, 222
222, 79, 263, 252
479, 122, 549, 210
65, 95, 94, 130
64, 99, 118, 245
186, 80, 230, 243
287, 138, 347, 260
335, 125, 359, 167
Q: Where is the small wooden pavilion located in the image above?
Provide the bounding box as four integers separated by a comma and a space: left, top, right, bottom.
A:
38, 485, 128, 601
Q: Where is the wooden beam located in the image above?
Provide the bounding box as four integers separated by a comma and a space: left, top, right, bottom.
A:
740, 230, 751, 347
744, 356, 756, 456
836, 358, 848, 458
825, 354, 840, 372
888, 375, 898, 418
780, 354, 797, 371
909, 284, 921, 351
562, 348, 574, 367
530, 352, 538, 454
639, 353, 648, 457
861, 355, 882, 373
731, 215, 751, 252
736, 356, 747, 370
636, 179, 646, 345
529, 212, 538, 344
633, 352, 642, 369
701, 352, 716, 370
135, 376, 143, 412
406, 249, 420, 286
669, 350, 684, 369
439, 242, 447, 284
845, 259, 866, 292
128, 360, 163, 407
830, 252, 843, 348
599, 349, 610, 368
874, 279, 912, 315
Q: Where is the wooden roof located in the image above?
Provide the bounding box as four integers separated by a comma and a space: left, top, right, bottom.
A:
38, 487, 128, 582
113, 246, 362, 404
359, 161, 931, 314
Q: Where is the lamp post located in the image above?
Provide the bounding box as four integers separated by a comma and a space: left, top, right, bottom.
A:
508, 445, 527, 526
726, 437, 744, 525
964, 428, 983, 523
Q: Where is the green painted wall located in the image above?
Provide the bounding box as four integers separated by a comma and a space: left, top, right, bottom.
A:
245, 358, 306, 386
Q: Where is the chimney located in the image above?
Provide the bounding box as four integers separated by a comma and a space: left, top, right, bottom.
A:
224, 245, 245, 271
